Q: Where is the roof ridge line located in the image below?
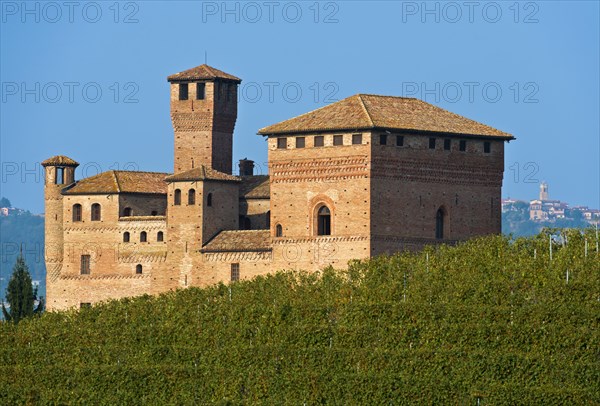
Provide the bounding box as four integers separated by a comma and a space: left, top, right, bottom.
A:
112, 170, 121, 193
357, 94, 375, 127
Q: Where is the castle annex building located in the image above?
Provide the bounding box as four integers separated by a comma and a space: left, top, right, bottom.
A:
43, 64, 514, 310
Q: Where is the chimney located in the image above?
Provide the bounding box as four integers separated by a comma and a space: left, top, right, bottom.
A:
239, 158, 254, 176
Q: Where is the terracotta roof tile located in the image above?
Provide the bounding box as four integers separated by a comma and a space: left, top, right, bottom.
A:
165, 166, 240, 183
167, 64, 241, 83
240, 175, 270, 199
201, 230, 272, 252
63, 171, 169, 195
41, 155, 79, 167
258, 94, 513, 139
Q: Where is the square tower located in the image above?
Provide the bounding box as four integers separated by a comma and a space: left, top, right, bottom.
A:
167, 64, 241, 174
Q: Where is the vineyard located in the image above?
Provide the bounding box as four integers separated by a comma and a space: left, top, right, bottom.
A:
1, 229, 598, 404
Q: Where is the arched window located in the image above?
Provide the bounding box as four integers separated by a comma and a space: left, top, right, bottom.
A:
317, 206, 331, 236
157, 231, 164, 242
174, 189, 181, 205
91, 203, 101, 221
136, 264, 143, 274
188, 189, 196, 205
140, 231, 147, 243
123, 207, 132, 217
275, 224, 283, 237
207, 193, 212, 207
266, 211, 271, 228
72, 204, 82, 222
239, 216, 251, 230
123, 232, 130, 243
436, 207, 446, 239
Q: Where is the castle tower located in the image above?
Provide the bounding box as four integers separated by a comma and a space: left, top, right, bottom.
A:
540, 181, 549, 201
167, 64, 242, 175
41, 155, 78, 304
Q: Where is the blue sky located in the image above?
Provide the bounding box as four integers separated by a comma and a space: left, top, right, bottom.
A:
1, 1, 598, 213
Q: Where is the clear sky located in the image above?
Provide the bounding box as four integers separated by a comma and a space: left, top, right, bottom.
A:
1, 0, 598, 214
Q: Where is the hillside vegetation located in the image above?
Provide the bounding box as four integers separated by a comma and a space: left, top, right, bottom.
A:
1, 229, 598, 404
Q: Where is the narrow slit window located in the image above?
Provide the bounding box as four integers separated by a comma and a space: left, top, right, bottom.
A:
317, 206, 331, 236
231, 263, 240, 282
174, 189, 181, 205
275, 224, 283, 237
484, 141, 491, 153
459, 140, 467, 152
72, 204, 82, 222
80, 255, 90, 275
207, 193, 212, 207
196, 83, 205, 100
436, 208, 445, 239
179, 83, 188, 100
55, 167, 64, 185
444, 139, 451, 150
188, 189, 196, 205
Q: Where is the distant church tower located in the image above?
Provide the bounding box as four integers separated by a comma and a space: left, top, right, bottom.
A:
539, 181, 549, 201
167, 64, 241, 174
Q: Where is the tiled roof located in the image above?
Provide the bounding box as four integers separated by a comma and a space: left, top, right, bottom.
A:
167, 64, 242, 83
63, 171, 169, 195
258, 94, 513, 138
165, 166, 240, 183
41, 155, 79, 167
240, 175, 270, 199
201, 230, 272, 252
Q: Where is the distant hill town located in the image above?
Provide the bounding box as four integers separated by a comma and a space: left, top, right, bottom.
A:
502, 183, 598, 236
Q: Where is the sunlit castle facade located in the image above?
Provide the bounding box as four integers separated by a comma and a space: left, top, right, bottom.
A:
43, 64, 514, 310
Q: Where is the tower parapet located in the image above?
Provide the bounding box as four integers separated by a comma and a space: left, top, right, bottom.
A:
167, 64, 241, 174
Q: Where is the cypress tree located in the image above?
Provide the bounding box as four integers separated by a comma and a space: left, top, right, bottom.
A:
2, 253, 43, 324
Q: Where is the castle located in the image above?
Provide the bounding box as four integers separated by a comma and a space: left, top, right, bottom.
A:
43, 64, 514, 310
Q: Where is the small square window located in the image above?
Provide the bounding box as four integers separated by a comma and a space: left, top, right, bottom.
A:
277, 138, 287, 149
429, 138, 436, 149
333, 135, 343, 146
379, 134, 388, 145
314, 136, 324, 147
231, 263, 240, 282
196, 83, 205, 100
179, 83, 188, 100
352, 134, 362, 144
459, 140, 467, 151
396, 135, 404, 147
296, 137, 305, 148
484, 141, 491, 153
444, 139, 451, 150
